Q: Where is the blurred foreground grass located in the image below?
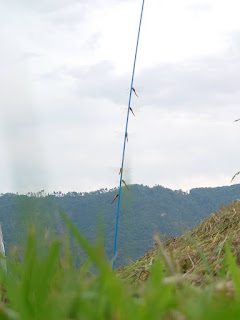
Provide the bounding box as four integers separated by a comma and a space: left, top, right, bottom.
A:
1, 206, 240, 319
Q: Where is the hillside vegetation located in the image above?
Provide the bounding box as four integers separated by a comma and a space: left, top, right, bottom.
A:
1, 184, 240, 266
1, 203, 240, 319
118, 201, 240, 288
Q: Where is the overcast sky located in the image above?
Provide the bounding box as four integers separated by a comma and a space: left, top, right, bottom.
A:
1, 0, 240, 193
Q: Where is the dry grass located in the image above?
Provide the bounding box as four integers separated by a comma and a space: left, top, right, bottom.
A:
117, 201, 240, 286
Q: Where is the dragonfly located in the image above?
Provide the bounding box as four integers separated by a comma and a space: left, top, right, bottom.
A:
130, 107, 135, 117
132, 87, 138, 97
111, 194, 119, 204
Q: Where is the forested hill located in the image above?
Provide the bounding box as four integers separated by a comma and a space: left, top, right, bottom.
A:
0, 183, 240, 266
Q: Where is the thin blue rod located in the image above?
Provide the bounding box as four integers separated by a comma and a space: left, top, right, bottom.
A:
113, 0, 145, 269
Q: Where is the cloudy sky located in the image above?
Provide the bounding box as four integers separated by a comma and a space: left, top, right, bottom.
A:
1, 0, 240, 193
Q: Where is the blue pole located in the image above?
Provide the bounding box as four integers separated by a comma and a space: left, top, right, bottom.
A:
113, 0, 145, 269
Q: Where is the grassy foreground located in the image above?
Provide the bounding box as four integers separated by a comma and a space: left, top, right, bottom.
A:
1, 206, 240, 319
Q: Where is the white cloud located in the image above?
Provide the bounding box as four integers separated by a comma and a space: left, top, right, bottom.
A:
1, 0, 240, 193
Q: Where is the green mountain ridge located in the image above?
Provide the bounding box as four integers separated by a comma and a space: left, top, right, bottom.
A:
0, 183, 240, 266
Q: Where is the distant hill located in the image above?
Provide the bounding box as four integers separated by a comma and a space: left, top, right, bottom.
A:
0, 184, 240, 266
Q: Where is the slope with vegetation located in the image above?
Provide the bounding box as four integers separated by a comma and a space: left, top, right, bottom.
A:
118, 201, 240, 288
1, 184, 240, 266
1, 203, 240, 319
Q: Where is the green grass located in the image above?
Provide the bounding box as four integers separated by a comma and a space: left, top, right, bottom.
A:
1, 207, 240, 319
